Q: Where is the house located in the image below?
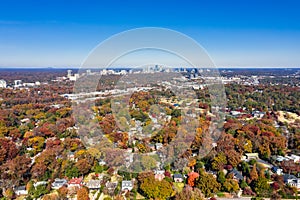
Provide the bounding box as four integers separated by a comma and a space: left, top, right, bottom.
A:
230, 111, 241, 116
252, 111, 265, 118
283, 174, 300, 189
67, 152, 77, 162
99, 159, 107, 166
173, 174, 184, 183
276, 156, 288, 162
271, 166, 283, 175
51, 178, 67, 189
257, 159, 273, 169
229, 169, 244, 181
14, 186, 27, 195
121, 180, 134, 191
155, 143, 163, 150
154, 170, 165, 181
148, 144, 156, 151
245, 153, 259, 161
68, 177, 83, 188
106, 181, 118, 191
286, 154, 300, 163
34, 181, 48, 188
20, 118, 30, 125
85, 180, 101, 190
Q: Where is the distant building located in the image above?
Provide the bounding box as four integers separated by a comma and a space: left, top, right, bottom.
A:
14, 80, 22, 87
0, 79, 6, 88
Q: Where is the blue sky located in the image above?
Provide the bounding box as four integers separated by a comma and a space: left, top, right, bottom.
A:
0, 0, 300, 68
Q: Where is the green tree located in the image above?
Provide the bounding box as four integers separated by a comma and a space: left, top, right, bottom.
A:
140, 176, 173, 199
195, 170, 221, 197
217, 171, 226, 184
222, 179, 240, 193
252, 177, 271, 197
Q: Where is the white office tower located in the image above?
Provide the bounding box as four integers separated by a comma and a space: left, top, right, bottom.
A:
86, 69, 91, 75
67, 70, 72, 78
0, 79, 6, 88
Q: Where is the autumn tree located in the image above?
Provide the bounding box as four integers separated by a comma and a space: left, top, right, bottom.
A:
188, 172, 200, 187
250, 164, 259, 182
77, 187, 89, 200
175, 187, 205, 200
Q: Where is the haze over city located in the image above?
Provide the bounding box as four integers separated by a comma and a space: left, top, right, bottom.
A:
1, 0, 300, 68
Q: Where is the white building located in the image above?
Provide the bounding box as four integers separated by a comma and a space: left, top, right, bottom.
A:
121, 180, 133, 191
0, 79, 6, 88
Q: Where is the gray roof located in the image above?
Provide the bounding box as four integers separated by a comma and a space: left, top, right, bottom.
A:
230, 169, 243, 180
174, 174, 183, 179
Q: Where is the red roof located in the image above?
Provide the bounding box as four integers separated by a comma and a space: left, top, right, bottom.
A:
68, 177, 83, 185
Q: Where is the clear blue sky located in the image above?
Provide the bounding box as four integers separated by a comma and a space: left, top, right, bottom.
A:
0, 0, 300, 68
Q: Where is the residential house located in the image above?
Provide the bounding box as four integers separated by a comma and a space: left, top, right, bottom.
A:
106, 181, 118, 192
148, 144, 156, 151
14, 186, 27, 195
155, 143, 163, 150
154, 170, 165, 181
252, 111, 265, 118
229, 169, 244, 181
283, 174, 300, 189
85, 180, 101, 190
121, 180, 134, 191
271, 166, 283, 175
257, 159, 273, 169
99, 159, 107, 166
51, 178, 67, 189
34, 181, 48, 188
68, 177, 83, 188
67, 152, 77, 162
245, 153, 259, 161
173, 174, 184, 183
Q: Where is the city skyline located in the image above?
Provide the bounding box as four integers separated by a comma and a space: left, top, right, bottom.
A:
1, 0, 300, 68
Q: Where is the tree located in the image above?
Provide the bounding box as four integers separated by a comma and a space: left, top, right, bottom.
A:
26, 180, 35, 196
57, 186, 68, 200
0, 155, 31, 186
195, 171, 221, 197
75, 159, 92, 175
188, 172, 200, 187
252, 177, 271, 197
31, 162, 47, 180
250, 164, 259, 182
77, 187, 89, 200
33, 184, 49, 199
211, 153, 227, 171
222, 179, 240, 193
217, 171, 226, 184
175, 187, 205, 200
140, 176, 173, 199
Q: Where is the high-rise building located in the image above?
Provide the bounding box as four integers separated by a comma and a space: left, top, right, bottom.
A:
67, 70, 72, 78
